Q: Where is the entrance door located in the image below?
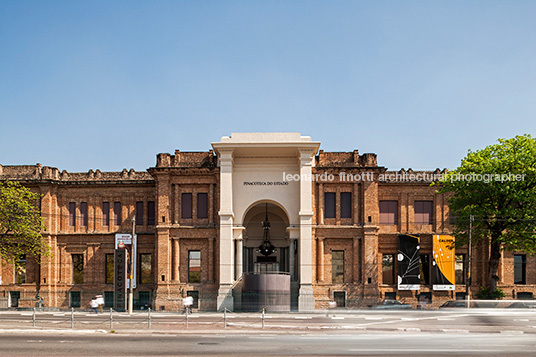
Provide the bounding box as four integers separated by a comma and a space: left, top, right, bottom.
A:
9, 291, 20, 308
333, 291, 346, 308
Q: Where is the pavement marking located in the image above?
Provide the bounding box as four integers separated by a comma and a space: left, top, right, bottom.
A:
53, 314, 65, 317
294, 316, 312, 319
514, 319, 529, 322
442, 329, 469, 333
348, 349, 498, 353
401, 318, 417, 321
21, 313, 33, 316
437, 318, 455, 321
500, 330, 524, 334
364, 317, 382, 320
331, 317, 345, 320
397, 327, 421, 332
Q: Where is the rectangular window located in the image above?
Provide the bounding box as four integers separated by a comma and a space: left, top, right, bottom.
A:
182, 193, 192, 219
455, 254, 465, 285
382, 254, 395, 285
102, 202, 110, 226
188, 250, 201, 283
332, 250, 344, 283
16, 255, 26, 284
514, 254, 526, 284
324, 192, 336, 219
139, 253, 152, 284
420, 254, 430, 285
379, 200, 398, 225
136, 201, 144, 226
114, 202, 122, 226
69, 202, 76, 227
340, 192, 352, 219
69, 291, 81, 308
80, 202, 88, 226
147, 201, 155, 226
197, 193, 208, 219
414, 200, 433, 225
105, 254, 114, 284
72, 254, 84, 284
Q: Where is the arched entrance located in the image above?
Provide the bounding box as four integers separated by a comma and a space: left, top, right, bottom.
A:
240, 202, 293, 311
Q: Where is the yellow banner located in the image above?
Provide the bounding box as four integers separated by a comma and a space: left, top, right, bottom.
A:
432, 235, 455, 290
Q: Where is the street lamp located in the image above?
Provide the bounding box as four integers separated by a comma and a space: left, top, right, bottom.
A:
128, 217, 135, 314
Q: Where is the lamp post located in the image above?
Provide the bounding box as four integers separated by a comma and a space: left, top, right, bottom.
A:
128, 217, 135, 315
466, 215, 473, 306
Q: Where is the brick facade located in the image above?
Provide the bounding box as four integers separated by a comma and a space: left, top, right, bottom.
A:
1, 141, 535, 311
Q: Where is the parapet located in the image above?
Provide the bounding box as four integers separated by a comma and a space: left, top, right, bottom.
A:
316, 150, 378, 167
155, 150, 217, 168
0, 163, 153, 183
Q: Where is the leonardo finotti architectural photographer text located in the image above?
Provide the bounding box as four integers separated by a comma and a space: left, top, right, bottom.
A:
282, 171, 526, 183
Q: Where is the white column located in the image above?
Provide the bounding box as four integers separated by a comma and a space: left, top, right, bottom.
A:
235, 237, 243, 280
287, 227, 299, 282
298, 149, 315, 311
217, 150, 234, 311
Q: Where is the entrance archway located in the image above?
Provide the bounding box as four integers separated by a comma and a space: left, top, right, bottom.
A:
240, 201, 292, 311
242, 202, 290, 274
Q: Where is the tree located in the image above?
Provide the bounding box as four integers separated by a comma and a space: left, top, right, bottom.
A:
0, 181, 50, 265
438, 134, 536, 294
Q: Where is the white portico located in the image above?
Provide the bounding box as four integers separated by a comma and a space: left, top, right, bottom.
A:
212, 133, 320, 311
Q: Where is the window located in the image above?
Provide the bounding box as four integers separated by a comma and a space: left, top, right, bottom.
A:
197, 193, 208, 219
139, 253, 152, 284
105, 254, 114, 284
80, 202, 88, 227
72, 254, 84, 284
114, 202, 122, 226
182, 193, 192, 219
102, 202, 110, 226
455, 254, 465, 285
332, 250, 344, 283
69, 202, 76, 227
384, 292, 397, 301
419, 254, 430, 285
514, 254, 526, 284
188, 250, 201, 283
69, 291, 81, 308
147, 201, 155, 226
324, 192, 336, 219
340, 192, 352, 219
186, 290, 199, 308
136, 201, 144, 226
382, 254, 395, 285
16, 255, 26, 284
414, 200, 433, 225
379, 200, 398, 225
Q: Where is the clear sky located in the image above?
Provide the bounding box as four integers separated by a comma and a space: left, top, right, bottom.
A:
1, 1, 535, 172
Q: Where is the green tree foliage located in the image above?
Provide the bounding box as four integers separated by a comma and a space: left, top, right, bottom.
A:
0, 181, 50, 264
438, 134, 536, 293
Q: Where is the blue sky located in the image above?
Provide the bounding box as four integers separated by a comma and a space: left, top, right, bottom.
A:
1, 1, 535, 172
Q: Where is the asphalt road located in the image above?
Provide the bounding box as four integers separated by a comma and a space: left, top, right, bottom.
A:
0, 331, 535, 356
1, 309, 536, 356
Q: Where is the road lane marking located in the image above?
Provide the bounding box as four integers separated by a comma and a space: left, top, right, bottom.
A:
331, 317, 345, 320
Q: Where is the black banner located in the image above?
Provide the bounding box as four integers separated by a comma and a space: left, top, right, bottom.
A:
114, 249, 127, 311
397, 234, 420, 290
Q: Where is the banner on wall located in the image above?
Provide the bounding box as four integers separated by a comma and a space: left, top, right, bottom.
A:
397, 234, 421, 290
432, 235, 456, 291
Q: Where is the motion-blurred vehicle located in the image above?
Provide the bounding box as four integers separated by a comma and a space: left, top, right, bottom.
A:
372, 299, 412, 310
507, 301, 536, 308
440, 300, 468, 308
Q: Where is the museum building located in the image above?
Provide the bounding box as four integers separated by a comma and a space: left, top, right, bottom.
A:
0, 133, 534, 311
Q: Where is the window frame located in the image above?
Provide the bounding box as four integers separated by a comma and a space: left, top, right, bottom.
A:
188, 250, 201, 283
331, 250, 345, 283
72, 254, 84, 284
324, 192, 336, 219
340, 192, 352, 219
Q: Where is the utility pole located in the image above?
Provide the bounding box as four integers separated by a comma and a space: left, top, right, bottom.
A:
466, 214, 473, 306
128, 217, 135, 315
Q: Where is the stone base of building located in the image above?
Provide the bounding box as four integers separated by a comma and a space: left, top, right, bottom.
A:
217, 285, 234, 311
298, 284, 315, 311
